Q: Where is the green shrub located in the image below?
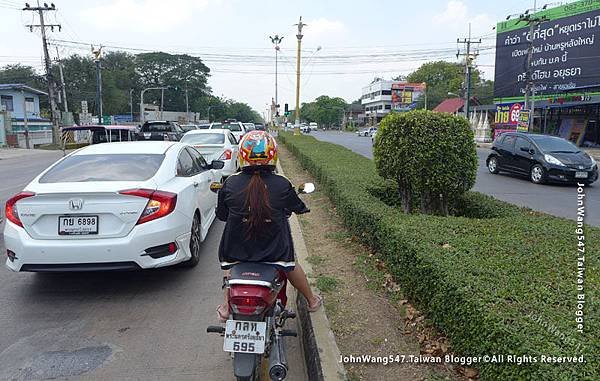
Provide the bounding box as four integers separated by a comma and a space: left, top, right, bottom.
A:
278, 132, 599, 381
374, 111, 478, 215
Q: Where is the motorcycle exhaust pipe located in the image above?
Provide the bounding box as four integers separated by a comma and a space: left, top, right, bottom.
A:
268, 334, 288, 381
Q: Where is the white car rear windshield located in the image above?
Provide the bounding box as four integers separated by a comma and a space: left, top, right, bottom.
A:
39, 154, 165, 183
220, 123, 242, 132
181, 133, 225, 145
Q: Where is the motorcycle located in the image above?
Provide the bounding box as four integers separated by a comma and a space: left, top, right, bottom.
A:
207, 181, 315, 381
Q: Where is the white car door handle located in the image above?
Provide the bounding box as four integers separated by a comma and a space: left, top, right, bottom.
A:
193, 181, 199, 187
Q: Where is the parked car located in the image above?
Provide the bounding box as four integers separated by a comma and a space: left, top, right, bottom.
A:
136, 121, 184, 141
180, 124, 199, 133
243, 122, 256, 132
3, 141, 224, 272
357, 127, 375, 137
486, 132, 598, 185
309, 122, 318, 131
181, 129, 240, 178
210, 120, 246, 143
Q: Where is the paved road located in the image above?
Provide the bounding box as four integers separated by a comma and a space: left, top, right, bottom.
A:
309, 130, 599, 226
0, 150, 306, 380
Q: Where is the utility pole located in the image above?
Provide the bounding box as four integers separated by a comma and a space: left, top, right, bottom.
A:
160, 88, 164, 120
55, 47, 68, 112
520, 7, 548, 132
269, 34, 283, 126
21, 89, 30, 149
91, 45, 103, 124
185, 86, 189, 116
457, 23, 480, 121
24, 1, 61, 145
294, 17, 306, 135
129, 88, 134, 121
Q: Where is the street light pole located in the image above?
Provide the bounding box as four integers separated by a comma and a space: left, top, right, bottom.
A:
294, 17, 306, 136
269, 35, 283, 127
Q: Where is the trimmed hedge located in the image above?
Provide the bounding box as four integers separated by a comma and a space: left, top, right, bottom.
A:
374, 111, 478, 215
279, 132, 599, 381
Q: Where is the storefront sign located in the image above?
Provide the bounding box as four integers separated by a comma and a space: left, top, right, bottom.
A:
518, 109, 531, 132
494, 1, 600, 99
495, 102, 524, 126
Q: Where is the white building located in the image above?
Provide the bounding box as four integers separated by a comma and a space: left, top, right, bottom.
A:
361, 78, 394, 124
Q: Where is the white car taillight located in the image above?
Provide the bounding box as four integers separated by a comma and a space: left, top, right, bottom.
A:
219, 149, 233, 161
5, 191, 35, 228
119, 189, 177, 225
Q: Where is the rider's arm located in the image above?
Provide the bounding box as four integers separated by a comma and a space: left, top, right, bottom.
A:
216, 181, 229, 221
282, 179, 308, 214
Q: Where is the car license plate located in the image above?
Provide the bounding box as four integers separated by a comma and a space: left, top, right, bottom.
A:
575, 171, 588, 179
223, 320, 267, 354
58, 215, 99, 235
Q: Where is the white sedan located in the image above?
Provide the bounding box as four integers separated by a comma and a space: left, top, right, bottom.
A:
3, 141, 223, 272
180, 129, 240, 178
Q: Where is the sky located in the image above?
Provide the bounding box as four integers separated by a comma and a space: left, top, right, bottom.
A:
0, 0, 540, 117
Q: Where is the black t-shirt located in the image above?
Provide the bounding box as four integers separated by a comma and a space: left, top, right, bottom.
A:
216, 169, 307, 270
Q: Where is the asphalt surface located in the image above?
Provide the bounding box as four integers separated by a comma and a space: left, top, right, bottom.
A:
309, 130, 599, 226
0, 150, 306, 380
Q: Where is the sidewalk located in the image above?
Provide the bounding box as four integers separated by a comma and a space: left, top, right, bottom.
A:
0, 147, 63, 160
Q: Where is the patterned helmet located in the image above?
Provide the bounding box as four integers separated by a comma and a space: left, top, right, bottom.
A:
238, 130, 278, 168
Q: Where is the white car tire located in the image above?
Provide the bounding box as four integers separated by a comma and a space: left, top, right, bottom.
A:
183, 213, 201, 268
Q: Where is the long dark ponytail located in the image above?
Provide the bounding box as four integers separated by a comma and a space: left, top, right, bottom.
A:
243, 170, 272, 240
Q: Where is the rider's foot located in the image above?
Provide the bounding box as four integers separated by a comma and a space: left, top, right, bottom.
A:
216, 304, 229, 322
307, 295, 322, 312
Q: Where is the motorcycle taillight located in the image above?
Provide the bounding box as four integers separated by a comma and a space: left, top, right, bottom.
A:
229, 296, 268, 316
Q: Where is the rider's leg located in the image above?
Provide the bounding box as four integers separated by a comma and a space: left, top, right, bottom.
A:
287, 263, 322, 310
217, 270, 230, 320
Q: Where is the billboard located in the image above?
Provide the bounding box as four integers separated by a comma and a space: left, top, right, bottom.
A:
494, 0, 600, 100
391, 83, 426, 111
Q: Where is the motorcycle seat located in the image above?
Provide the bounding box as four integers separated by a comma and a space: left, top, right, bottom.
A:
228, 263, 283, 288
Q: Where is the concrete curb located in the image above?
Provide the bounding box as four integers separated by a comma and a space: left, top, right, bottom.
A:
277, 162, 347, 381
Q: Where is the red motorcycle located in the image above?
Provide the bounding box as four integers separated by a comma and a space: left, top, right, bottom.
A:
207, 182, 314, 381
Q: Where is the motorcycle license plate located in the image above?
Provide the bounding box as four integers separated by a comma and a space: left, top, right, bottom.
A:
223, 320, 267, 354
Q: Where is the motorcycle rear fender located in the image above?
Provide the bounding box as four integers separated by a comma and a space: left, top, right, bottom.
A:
234, 352, 259, 379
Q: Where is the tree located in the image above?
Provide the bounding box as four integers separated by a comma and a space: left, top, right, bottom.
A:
299, 95, 348, 127
406, 61, 491, 110
135, 52, 210, 112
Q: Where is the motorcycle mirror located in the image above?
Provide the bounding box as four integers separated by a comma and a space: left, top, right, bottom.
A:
210, 182, 223, 193
298, 182, 315, 194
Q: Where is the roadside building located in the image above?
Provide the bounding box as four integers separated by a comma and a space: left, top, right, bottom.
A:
0, 84, 52, 148
493, 1, 600, 147
361, 78, 394, 124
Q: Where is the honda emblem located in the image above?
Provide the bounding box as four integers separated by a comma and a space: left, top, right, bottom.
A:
68, 199, 84, 210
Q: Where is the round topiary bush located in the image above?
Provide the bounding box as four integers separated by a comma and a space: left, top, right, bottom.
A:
373, 110, 477, 215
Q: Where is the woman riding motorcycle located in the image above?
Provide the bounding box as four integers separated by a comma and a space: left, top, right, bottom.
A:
215, 130, 322, 321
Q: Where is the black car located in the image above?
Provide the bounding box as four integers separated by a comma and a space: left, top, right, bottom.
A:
486, 132, 598, 185
136, 121, 184, 141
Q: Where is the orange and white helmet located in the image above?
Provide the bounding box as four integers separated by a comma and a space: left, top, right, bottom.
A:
238, 130, 278, 169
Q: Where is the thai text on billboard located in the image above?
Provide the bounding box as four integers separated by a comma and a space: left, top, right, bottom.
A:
494, 0, 600, 100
